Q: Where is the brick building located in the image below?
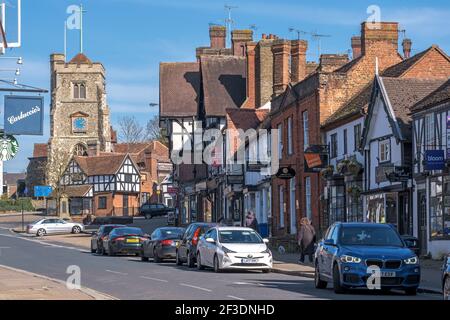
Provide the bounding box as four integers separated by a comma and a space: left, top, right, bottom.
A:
269, 22, 406, 242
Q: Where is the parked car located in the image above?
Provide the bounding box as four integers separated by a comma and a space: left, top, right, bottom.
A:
90, 224, 126, 254
196, 227, 272, 273
140, 203, 175, 219
176, 223, 217, 268
84, 216, 133, 232
442, 254, 450, 300
141, 227, 185, 262
314, 222, 420, 295
27, 218, 84, 237
103, 227, 148, 256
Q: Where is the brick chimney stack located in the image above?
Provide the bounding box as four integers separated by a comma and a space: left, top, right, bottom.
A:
290, 40, 308, 83
209, 25, 226, 49
361, 22, 399, 56
402, 38, 412, 59
231, 29, 253, 56
272, 39, 291, 97
243, 42, 257, 108
351, 36, 362, 59
319, 54, 350, 72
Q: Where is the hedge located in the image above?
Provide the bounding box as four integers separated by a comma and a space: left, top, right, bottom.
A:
0, 198, 35, 212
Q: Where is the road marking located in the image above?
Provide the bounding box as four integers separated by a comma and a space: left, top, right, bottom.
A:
179, 283, 212, 292
105, 270, 128, 276
227, 295, 245, 300
140, 276, 168, 283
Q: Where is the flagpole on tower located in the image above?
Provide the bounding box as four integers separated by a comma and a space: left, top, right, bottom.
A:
80, 3, 83, 53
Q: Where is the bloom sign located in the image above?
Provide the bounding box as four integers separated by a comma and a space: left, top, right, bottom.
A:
4, 96, 44, 135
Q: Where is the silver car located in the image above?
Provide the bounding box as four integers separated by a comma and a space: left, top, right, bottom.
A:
27, 218, 84, 237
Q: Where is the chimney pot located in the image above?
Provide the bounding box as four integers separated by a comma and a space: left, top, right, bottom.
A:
402, 38, 412, 59
272, 39, 291, 96
231, 29, 254, 56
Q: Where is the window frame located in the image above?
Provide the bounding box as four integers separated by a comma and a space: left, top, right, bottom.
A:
287, 116, 293, 156
354, 124, 361, 152
303, 111, 309, 150
98, 196, 107, 210
379, 139, 391, 163
330, 133, 338, 159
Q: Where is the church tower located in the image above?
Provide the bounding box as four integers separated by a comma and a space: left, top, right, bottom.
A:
48, 53, 112, 183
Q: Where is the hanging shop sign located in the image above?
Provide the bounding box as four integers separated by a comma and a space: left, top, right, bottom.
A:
0, 134, 19, 161
425, 150, 445, 171
276, 167, 296, 180
304, 145, 329, 173
4, 96, 44, 136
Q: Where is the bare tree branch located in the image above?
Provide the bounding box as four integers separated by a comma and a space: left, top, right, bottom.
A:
118, 116, 145, 143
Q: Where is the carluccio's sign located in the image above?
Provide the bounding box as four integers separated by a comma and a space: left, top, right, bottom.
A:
0, 134, 19, 161
4, 96, 44, 136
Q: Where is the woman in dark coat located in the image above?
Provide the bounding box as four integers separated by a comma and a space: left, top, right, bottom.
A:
245, 211, 259, 233
297, 217, 316, 264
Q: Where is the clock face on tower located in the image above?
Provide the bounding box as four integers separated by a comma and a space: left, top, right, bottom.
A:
72, 117, 87, 133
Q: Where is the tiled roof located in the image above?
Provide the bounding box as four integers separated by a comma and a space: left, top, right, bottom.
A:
69, 53, 93, 64
411, 79, 450, 113
160, 62, 200, 117
382, 46, 442, 77
114, 143, 150, 154
74, 154, 128, 176
32, 143, 48, 158
201, 56, 247, 116
62, 185, 93, 198
3, 173, 26, 185
226, 108, 269, 131
380, 77, 446, 136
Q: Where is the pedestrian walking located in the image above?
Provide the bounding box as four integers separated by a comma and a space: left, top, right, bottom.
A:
245, 210, 259, 233
297, 217, 316, 264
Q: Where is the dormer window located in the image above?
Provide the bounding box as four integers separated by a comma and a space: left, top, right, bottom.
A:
74, 83, 86, 99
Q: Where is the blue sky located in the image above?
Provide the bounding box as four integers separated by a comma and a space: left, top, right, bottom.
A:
2, 0, 450, 172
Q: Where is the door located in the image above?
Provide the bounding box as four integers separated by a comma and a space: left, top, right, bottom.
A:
417, 190, 427, 256
323, 226, 339, 278
43, 219, 59, 234
123, 195, 129, 216
207, 229, 219, 266
202, 229, 214, 266
56, 219, 71, 233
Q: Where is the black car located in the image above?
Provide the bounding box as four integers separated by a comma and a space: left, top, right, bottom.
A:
103, 227, 148, 256
176, 223, 216, 268
140, 203, 174, 219
141, 227, 185, 262
442, 254, 450, 300
90, 224, 125, 255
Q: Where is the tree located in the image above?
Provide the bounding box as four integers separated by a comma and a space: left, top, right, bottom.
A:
145, 115, 168, 146
46, 147, 72, 217
118, 116, 145, 143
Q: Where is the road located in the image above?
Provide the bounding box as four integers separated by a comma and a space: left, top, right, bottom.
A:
0, 219, 441, 300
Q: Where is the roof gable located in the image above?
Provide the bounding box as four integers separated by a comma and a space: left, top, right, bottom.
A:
74, 154, 134, 176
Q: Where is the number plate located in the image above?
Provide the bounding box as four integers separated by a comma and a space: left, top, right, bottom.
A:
380, 271, 396, 277
241, 259, 258, 264
126, 238, 139, 243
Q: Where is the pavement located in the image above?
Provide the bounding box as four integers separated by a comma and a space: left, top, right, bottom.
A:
0, 213, 444, 300
0, 264, 114, 300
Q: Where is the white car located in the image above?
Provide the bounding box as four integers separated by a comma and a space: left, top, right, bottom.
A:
27, 218, 84, 237
196, 227, 272, 273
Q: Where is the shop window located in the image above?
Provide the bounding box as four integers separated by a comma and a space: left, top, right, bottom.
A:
430, 176, 450, 239
379, 139, 390, 163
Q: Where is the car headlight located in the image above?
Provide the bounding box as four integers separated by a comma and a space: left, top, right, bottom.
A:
222, 246, 236, 254
404, 256, 419, 265
340, 255, 362, 264
261, 248, 272, 256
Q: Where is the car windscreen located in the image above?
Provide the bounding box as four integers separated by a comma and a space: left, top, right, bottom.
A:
102, 226, 123, 235
219, 230, 263, 244
160, 228, 184, 239
339, 226, 404, 247
111, 228, 143, 236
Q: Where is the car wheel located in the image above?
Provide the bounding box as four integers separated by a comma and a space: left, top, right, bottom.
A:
333, 263, 346, 294
315, 263, 327, 289
213, 255, 222, 273
141, 252, 149, 262
197, 252, 204, 270
108, 246, 115, 256
404, 287, 417, 296
36, 229, 46, 237
72, 226, 81, 234
176, 250, 183, 266
154, 248, 161, 263
444, 276, 450, 301
91, 245, 96, 254
187, 251, 195, 268
96, 245, 102, 255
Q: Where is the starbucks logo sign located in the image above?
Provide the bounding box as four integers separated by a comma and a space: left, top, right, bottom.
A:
0, 134, 19, 161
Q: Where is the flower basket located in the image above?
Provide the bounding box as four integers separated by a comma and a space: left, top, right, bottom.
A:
337, 159, 350, 175
320, 165, 334, 180
347, 159, 363, 177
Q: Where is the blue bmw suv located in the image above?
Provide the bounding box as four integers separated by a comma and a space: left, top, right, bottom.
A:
314, 223, 420, 295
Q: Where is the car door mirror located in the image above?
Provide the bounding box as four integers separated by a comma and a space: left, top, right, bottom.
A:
263, 238, 269, 244
324, 239, 335, 246
206, 238, 215, 244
